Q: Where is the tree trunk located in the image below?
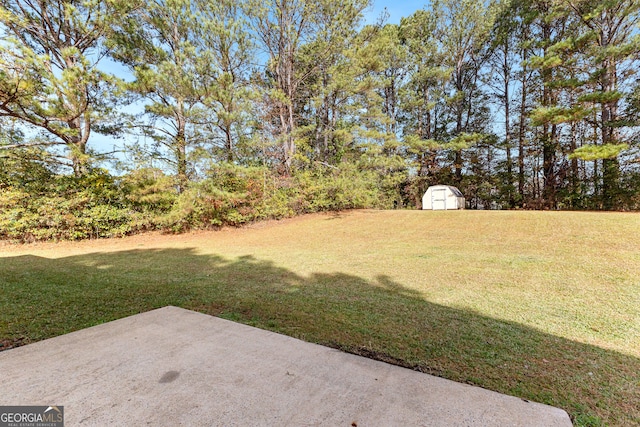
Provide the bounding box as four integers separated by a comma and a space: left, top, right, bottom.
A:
503, 48, 513, 207
176, 104, 188, 193
454, 100, 463, 184
67, 113, 90, 177
542, 129, 557, 208
518, 66, 527, 205
224, 127, 234, 162
601, 59, 620, 209
541, 23, 557, 209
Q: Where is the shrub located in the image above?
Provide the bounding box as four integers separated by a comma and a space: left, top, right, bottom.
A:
120, 168, 178, 213
294, 163, 382, 212
160, 164, 264, 232
0, 168, 154, 242
0, 159, 407, 242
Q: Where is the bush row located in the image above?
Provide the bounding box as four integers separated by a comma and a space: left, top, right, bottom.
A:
0, 163, 405, 242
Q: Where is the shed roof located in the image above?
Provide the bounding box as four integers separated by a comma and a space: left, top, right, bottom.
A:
428, 185, 464, 197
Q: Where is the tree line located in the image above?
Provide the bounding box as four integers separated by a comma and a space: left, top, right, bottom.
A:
1, 0, 639, 239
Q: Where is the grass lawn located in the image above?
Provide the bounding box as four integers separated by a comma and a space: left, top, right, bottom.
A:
1, 210, 639, 425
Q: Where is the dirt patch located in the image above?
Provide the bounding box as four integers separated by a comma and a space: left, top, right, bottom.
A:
323, 342, 447, 378
0, 337, 27, 352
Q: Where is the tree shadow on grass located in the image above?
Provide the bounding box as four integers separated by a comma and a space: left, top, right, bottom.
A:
0, 248, 638, 426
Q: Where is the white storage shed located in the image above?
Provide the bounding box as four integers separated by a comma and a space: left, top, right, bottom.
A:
422, 185, 465, 210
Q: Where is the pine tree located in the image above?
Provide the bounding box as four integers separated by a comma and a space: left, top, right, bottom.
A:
0, 0, 132, 176
246, 0, 370, 173
565, 0, 640, 209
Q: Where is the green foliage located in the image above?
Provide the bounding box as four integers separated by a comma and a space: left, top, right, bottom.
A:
0, 0, 131, 175
569, 144, 629, 161
444, 132, 485, 151
530, 106, 592, 126
160, 164, 307, 232
120, 168, 178, 213
246, 0, 371, 170
294, 163, 382, 211
572, 406, 604, 427
0, 168, 152, 242
159, 162, 396, 233
0, 190, 141, 241
618, 170, 640, 210
161, 164, 258, 231
0, 157, 410, 242
0, 150, 54, 194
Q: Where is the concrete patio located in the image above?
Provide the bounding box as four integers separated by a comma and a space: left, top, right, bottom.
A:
0, 306, 572, 426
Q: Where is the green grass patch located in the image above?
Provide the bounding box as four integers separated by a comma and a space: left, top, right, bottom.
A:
1, 210, 639, 425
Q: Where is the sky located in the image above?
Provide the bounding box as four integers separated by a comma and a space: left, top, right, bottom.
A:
365, 0, 427, 25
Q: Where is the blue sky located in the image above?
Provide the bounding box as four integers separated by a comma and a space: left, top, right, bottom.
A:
365, 0, 427, 25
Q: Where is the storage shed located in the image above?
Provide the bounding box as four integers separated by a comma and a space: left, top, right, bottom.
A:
422, 185, 465, 210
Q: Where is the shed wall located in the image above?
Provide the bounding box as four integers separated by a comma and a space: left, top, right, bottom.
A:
422, 186, 465, 210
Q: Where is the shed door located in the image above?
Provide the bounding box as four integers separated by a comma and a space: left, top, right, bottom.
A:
431, 189, 447, 210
